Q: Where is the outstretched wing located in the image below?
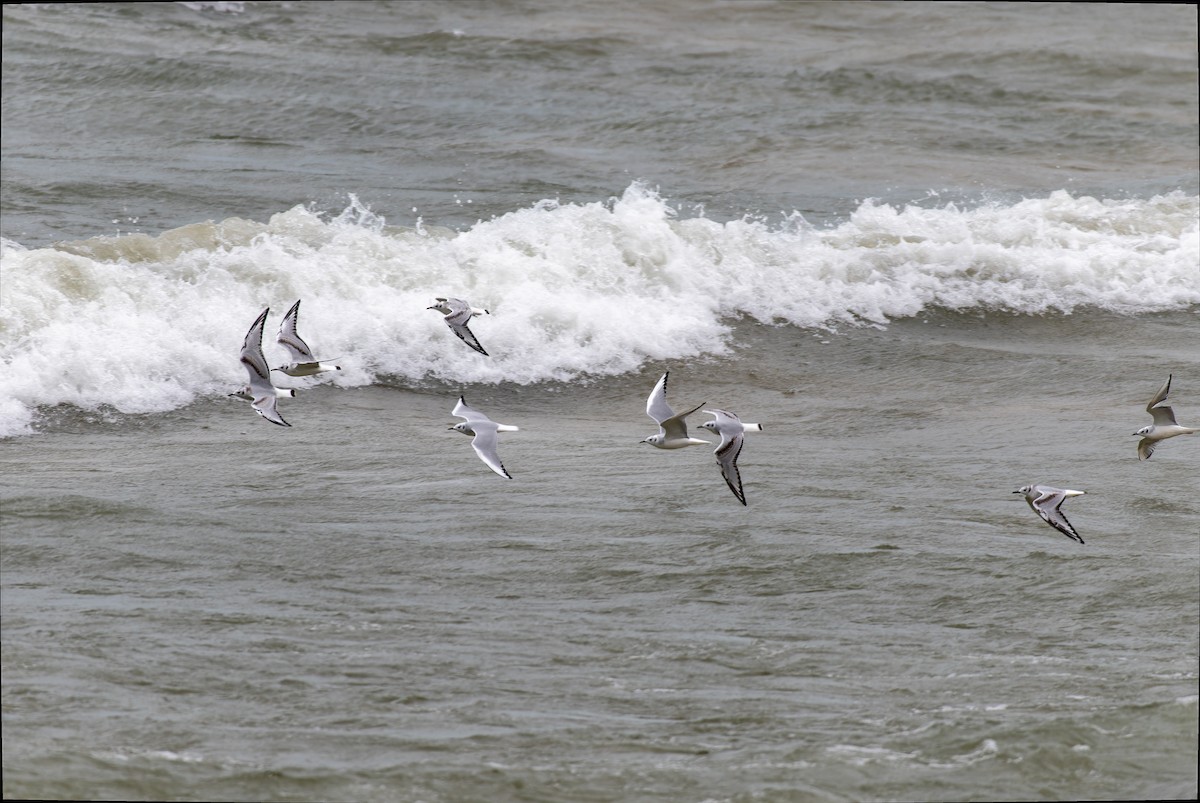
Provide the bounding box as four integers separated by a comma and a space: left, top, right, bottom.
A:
240, 307, 291, 426
1137, 437, 1157, 461
447, 318, 488, 356
714, 429, 747, 505
453, 395, 492, 424
661, 401, 704, 442
646, 372, 676, 425
277, 299, 316, 362
1148, 405, 1179, 427
252, 394, 291, 427
1145, 374, 1172, 414
1032, 489, 1083, 543
440, 300, 487, 355
240, 307, 274, 391
470, 423, 512, 479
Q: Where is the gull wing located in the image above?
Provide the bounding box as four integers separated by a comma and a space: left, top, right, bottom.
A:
1030, 488, 1084, 544
240, 307, 291, 427
1148, 405, 1179, 427
440, 297, 470, 319
241, 307, 275, 392
714, 428, 747, 505
1137, 437, 1157, 461
277, 299, 316, 362
439, 298, 488, 356
661, 401, 704, 441
447, 319, 488, 356
646, 372, 676, 425
252, 393, 291, 427
453, 395, 493, 424
469, 423, 512, 479
1145, 374, 1172, 413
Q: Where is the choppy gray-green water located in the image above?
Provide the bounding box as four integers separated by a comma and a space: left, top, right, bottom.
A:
4, 314, 1198, 802
2, 2, 1197, 801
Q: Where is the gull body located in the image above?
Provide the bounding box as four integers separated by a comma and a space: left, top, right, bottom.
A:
641, 372, 709, 449
698, 409, 763, 506
1013, 484, 1085, 544
429, 297, 490, 356
273, 299, 341, 377
229, 387, 295, 402
450, 395, 518, 479
237, 307, 292, 427
1134, 374, 1195, 460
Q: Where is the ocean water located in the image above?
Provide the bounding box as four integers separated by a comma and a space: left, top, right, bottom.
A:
2, 2, 1198, 802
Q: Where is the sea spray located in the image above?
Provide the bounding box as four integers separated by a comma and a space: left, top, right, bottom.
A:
1, 184, 1197, 437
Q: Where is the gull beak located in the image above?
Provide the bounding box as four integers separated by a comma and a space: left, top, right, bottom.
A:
1011, 490, 1022, 494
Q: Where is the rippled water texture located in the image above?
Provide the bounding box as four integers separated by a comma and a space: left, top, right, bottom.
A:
2, 2, 1197, 801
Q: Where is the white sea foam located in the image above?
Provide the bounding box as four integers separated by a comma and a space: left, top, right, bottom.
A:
1, 184, 1197, 437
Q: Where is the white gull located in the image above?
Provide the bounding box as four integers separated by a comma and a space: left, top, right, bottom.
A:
234, 307, 292, 427
1013, 484, 1085, 544
1134, 374, 1195, 460
273, 299, 341, 377
450, 395, 518, 479
640, 372, 709, 449
428, 297, 490, 356
698, 409, 763, 506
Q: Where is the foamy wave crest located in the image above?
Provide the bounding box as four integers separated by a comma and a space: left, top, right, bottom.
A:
1, 184, 1197, 436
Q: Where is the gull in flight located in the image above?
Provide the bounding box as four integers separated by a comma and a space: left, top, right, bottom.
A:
227, 386, 294, 403
698, 409, 763, 506
273, 299, 341, 377
449, 395, 518, 478
234, 307, 292, 427
428, 297, 490, 356
1134, 374, 1195, 460
1012, 484, 1085, 544
640, 372, 709, 449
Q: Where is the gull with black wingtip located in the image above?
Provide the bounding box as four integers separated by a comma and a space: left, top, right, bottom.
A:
640, 372, 709, 450
1013, 484, 1085, 544
429, 297, 490, 356
699, 409, 763, 506
273, 299, 341, 377
233, 307, 293, 427
449, 396, 519, 479
1133, 374, 1195, 460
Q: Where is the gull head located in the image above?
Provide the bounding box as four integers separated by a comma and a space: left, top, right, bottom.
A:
1012, 485, 1032, 496
450, 422, 475, 436
641, 434, 665, 446
1132, 425, 1153, 437
698, 420, 717, 432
